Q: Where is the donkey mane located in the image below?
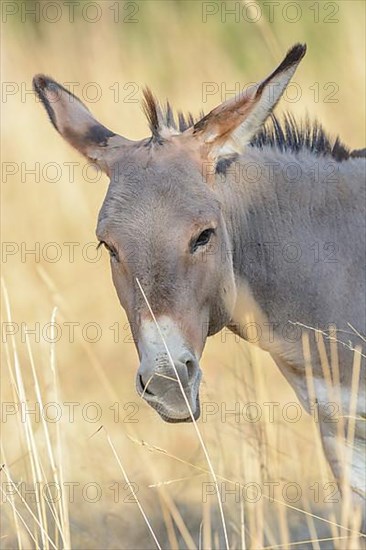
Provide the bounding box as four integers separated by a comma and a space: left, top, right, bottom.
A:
251, 113, 366, 162
142, 87, 200, 136
142, 89, 365, 162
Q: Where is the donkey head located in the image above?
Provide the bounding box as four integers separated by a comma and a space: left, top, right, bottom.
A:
34, 44, 306, 422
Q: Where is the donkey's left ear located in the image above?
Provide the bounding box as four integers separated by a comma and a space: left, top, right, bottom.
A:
191, 43, 306, 160
33, 75, 130, 174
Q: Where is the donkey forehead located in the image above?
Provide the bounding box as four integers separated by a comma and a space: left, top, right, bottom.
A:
111, 142, 203, 184
97, 145, 221, 235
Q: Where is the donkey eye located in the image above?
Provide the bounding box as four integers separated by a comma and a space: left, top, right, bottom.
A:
191, 228, 215, 253
98, 241, 119, 261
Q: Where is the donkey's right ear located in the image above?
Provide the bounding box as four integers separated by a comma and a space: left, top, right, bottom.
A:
33, 75, 129, 174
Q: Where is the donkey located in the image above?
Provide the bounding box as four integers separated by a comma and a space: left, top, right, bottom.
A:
33, 44, 366, 524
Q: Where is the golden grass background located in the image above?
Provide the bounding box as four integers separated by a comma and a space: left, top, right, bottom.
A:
1, 1, 365, 548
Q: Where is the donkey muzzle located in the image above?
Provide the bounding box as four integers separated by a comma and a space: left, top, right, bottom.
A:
136, 317, 202, 422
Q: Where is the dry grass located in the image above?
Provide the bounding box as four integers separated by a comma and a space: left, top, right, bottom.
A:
1, 1, 365, 548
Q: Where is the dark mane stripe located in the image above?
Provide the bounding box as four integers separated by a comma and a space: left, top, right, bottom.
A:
250, 113, 353, 162
141, 87, 161, 138
141, 92, 363, 162
142, 88, 202, 134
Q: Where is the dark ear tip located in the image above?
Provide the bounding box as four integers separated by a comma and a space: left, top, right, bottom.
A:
274, 43, 307, 74
288, 43, 307, 62
32, 74, 57, 95
33, 74, 46, 90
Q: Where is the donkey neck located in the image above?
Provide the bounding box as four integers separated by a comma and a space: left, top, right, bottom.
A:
217, 145, 365, 355
219, 145, 339, 276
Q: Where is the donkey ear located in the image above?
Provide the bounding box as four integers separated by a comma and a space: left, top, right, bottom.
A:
192, 44, 306, 160
33, 75, 129, 173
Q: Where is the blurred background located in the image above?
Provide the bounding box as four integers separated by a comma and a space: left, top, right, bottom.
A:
1, 1, 365, 548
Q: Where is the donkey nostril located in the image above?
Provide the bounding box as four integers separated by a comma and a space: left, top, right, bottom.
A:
184, 356, 199, 380
139, 374, 154, 396
185, 359, 195, 373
